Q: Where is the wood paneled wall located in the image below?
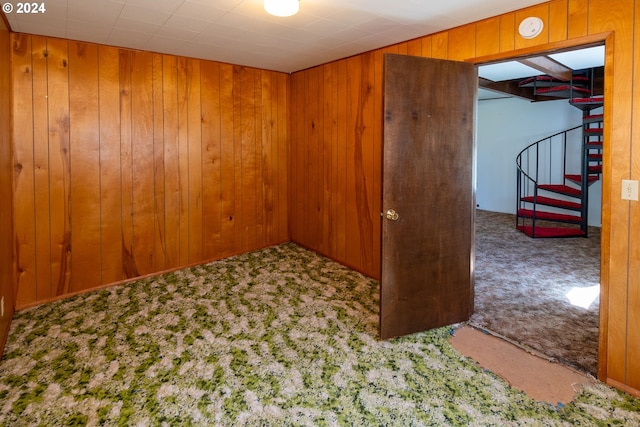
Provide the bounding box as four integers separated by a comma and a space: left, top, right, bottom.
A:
5, 0, 640, 398
289, 0, 640, 395
289, 53, 381, 277
11, 35, 289, 308
0, 16, 14, 358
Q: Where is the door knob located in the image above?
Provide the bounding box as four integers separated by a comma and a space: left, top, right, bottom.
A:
385, 209, 399, 221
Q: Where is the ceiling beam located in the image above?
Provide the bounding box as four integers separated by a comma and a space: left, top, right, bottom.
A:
478, 77, 564, 102
518, 56, 573, 81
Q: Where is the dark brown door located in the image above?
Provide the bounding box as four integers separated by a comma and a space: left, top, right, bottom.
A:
380, 53, 476, 340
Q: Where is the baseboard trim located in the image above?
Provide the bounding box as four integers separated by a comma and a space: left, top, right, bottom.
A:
606, 378, 640, 398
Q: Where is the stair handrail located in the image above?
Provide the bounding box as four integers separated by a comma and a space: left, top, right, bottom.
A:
515, 125, 582, 234
515, 125, 582, 183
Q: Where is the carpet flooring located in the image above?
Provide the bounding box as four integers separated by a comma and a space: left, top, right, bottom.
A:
1, 242, 638, 426
472, 210, 600, 375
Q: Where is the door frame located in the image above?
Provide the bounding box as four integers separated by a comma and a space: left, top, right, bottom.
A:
470, 32, 612, 381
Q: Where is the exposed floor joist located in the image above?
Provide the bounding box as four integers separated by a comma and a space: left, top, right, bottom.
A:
518, 56, 573, 81
478, 77, 565, 101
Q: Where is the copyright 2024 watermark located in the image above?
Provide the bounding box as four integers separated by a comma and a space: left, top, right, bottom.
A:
2, 2, 47, 14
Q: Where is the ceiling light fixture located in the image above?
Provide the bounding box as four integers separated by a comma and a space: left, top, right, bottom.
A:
264, 0, 299, 17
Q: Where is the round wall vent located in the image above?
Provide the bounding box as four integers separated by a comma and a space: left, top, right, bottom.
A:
519, 17, 544, 39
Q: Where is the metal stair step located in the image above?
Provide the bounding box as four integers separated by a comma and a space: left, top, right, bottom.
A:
537, 184, 581, 198
583, 113, 604, 124
519, 75, 590, 87
565, 174, 600, 185
517, 225, 586, 238
535, 85, 591, 97
585, 127, 603, 135
589, 165, 602, 174
517, 209, 583, 224
520, 195, 582, 211
570, 96, 604, 110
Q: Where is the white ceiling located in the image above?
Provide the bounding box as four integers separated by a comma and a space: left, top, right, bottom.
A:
3, 0, 547, 73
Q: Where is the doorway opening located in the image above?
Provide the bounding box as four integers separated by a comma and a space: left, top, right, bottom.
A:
471, 44, 605, 376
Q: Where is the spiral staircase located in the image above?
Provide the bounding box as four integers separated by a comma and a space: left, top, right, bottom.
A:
515, 68, 603, 238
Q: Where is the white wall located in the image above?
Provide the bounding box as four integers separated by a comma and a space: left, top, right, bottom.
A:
476, 97, 602, 227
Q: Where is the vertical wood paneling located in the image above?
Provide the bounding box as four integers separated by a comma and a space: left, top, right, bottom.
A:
628, 0, 640, 389
47, 39, 71, 297
568, 0, 589, 39
289, 72, 303, 245
549, 0, 569, 43
359, 52, 375, 275
290, 53, 378, 277
448, 25, 476, 60
406, 39, 422, 56
31, 36, 51, 300
219, 64, 236, 257
303, 68, 312, 247
131, 51, 155, 276
287, 73, 297, 243
335, 59, 347, 263
276, 72, 288, 243
476, 17, 501, 57
239, 66, 258, 252
152, 53, 166, 272
201, 61, 222, 260
345, 55, 362, 269
163, 55, 180, 270
432, 32, 449, 59
261, 71, 274, 244
119, 50, 137, 279
98, 46, 123, 284
295, 70, 306, 246
254, 70, 264, 247
177, 58, 190, 266
307, 66, 321, 250
232, 66, 244, 253
293, 71, 305, 245
187, 58, 203, 263
11, 34, 36, 306
396, 42, 409, 55
420, 36, 433, 58
0, 18, 13, 356
69, 41, 101, 292
12, 37, 288, 308
499, 14, 516, 52
588, 0, 634, 386
323, 63, 336, 254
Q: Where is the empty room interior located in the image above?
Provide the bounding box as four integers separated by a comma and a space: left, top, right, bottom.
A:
1, 0, 640, 424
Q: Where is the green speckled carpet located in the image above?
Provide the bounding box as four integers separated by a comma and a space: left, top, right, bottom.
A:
1, 243, 639, 426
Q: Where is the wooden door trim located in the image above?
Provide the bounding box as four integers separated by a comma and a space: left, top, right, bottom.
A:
470, 32, 611, 66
